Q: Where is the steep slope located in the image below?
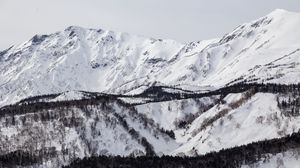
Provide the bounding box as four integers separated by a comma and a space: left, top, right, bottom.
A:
0, 96, 178, 167
173, 91, 300, 155
1, 83, 300, 167
197, 9, 300, 86
62, 130, 300, 168
1, 9, 300, 107
0, 26, 184, 107
1, 9, 300, 168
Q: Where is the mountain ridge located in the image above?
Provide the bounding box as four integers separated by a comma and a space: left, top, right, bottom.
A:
1, 9, 300, 167
1, 9, 300, 107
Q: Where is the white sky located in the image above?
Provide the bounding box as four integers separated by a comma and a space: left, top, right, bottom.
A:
0, 0, 300, 50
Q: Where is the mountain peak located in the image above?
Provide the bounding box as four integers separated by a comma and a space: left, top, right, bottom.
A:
1, 9, 300, 107
267, 8, 299, 18
271, 8, 289, 14
64, 25, 87, 32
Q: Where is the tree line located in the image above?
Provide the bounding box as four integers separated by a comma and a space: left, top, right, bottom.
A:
2, 82, 300, 117
63, 130, 300, 168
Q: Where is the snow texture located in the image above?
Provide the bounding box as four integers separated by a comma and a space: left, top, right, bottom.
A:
1, 9, 300, 107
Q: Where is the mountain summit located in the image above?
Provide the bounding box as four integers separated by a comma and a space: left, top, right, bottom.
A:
1, 9, 300, 107
1, 9, 300, 168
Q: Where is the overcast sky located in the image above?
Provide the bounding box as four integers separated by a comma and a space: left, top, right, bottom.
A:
0, 0, 300, 50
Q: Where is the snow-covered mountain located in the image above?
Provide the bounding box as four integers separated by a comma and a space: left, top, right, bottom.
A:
1, 83, 300, 167
0, 96, 179, 167
1, 9, 300, 168
1, 9, 300, 107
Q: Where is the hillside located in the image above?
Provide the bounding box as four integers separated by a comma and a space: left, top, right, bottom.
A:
1, 9, 300, 168
1, 9, 300, 107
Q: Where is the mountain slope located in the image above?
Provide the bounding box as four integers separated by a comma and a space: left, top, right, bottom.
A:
1, 83, 300, 166
1, 9, 300, 107
0, 95, 178, 167
63, 130, 300, 168
1, 9, 300, 168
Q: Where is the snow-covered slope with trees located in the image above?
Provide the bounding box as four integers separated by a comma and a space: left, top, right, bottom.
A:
1, 9, 300, 107
242, 149, 300, 168
0, 96, 178, 167
173, 91, 300, 156
1, 9, 300, 168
